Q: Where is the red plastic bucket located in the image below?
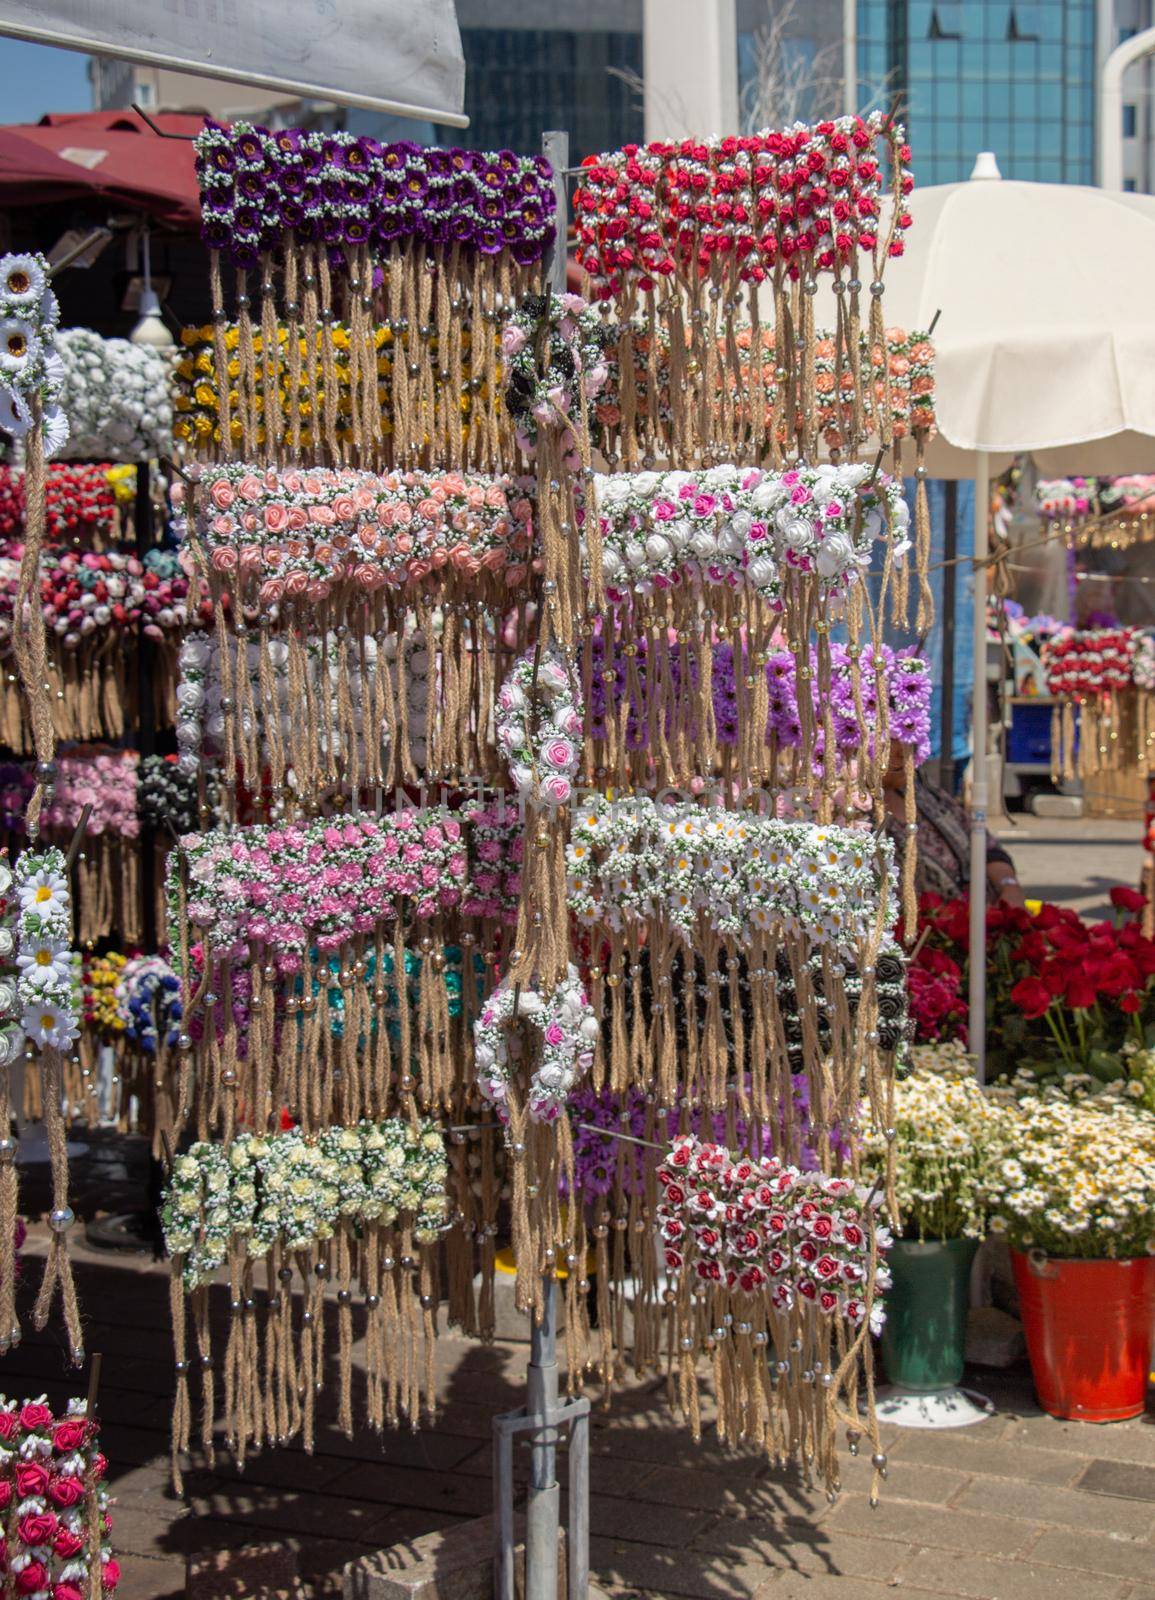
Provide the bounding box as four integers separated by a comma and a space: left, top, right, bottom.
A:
1012, 1249, 1155, 1422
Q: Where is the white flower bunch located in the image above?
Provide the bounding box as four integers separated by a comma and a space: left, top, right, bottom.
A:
591, 461, 908, 602
175, 628, 429, 779
495, 647, 583, 809
0, 861, 23, 1068
864, 1043, 1006, 1240
0, 253, 69, 456
54, 329, 171, 461
474, 964, 597, 1123
567, 795, 887, 954
13, 848, 78, 1051
986, 1089, 1155, 1259
1133, 630, 1155, 692
162, 1119, 450, 1287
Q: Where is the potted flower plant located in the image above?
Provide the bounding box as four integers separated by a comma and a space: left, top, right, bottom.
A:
865, 1041, 1004, 1423
986, 1086, 1155, 1422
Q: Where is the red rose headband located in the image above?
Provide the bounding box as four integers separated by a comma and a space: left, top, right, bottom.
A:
655, 1135, 890, 1491
1043, 627, 1154, 784
574, 114, 914, 465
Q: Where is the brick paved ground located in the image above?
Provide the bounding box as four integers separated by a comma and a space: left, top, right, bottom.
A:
7, 1226, 1155, 1600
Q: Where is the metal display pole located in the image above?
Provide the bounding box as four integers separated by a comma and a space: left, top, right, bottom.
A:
968, 454, 989, 1083
937, 480, 958, 793
492, 130, 591, 1600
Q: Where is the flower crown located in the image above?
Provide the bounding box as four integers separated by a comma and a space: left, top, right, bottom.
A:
657, 1134, 890, 1328
175, 627, 430, 788
588, 637, 931, 767
591, 463, 908, 602
0, 1393, 119, 1599
1043, 627, 1139, 700
162, 1117, 450, 1288
0, 464, 122, 547
0, 252, 68, 454
502, 292, 612, 456
181, 463, 536, 603
474, 965, 596, 1123
0, 547, 193, 659
115, 955, 183, 1055
496, 648, 583, 810
597, 323, 935, 450
567, 795, 887, 952
173, 809, 468, 972
41, 753, 140, 841
172, 319, 500, 453
195, 120, 557, 269
574, 114, 912, 297
13, 849, 78, 1054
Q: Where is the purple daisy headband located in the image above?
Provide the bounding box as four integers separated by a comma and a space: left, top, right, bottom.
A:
195, 120, 558, 270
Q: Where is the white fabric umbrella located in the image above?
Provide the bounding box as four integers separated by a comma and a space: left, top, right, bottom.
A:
822, 158, 1155, 1076
866, 163, 1155, 476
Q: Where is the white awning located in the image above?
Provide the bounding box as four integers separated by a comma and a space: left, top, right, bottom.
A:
0, 0, 467, 127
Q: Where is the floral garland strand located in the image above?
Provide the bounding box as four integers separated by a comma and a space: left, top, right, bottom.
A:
656, 1134, 890, 1495
11, 847, 84, 1362
502, 292, 611, 458
473, 964, 595, 1315
0, 1394, 120, 1600
0, 253, 68, 454
194, 121, 557, 471
162, 1119, 450, 1462
496, 648, 582, 810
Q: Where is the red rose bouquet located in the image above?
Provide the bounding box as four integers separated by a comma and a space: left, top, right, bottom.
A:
0, 1395, 119, 1599
908, 889, 1155, 1085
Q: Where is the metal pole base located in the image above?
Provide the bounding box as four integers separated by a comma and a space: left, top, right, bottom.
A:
493, 1389, 590, 1600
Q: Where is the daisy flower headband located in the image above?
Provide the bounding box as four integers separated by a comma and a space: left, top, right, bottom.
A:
0, 252, 68, 455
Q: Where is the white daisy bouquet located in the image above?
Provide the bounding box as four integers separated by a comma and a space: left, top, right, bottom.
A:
13, 847, 78, 1051
986, 1088, 1155, 1259
864, 1041, 1006, 1240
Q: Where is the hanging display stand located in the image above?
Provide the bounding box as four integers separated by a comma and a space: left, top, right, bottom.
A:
491, 130, 591, 1600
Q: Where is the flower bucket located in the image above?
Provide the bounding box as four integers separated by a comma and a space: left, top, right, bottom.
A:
880, 1237, 978, 1392
1012, 1250, 1155, 1422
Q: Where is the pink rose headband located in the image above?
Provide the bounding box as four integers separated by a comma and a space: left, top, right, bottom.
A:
179, 464, 537, 605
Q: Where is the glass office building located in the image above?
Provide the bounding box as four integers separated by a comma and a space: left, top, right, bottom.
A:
857, 0, 1098, 184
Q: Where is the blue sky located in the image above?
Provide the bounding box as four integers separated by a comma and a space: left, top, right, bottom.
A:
0, 39, 91, 124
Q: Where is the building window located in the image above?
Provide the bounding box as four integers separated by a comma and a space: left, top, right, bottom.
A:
1123, 104, 1138, 138
1125, 177, 1137, 191
928, 7, 961, 39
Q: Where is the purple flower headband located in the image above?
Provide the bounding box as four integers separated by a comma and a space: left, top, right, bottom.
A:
195, 121, 558, 270
587, 638, 932, 765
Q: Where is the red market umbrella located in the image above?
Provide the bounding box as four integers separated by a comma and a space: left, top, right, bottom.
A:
0, 110, 201, 227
